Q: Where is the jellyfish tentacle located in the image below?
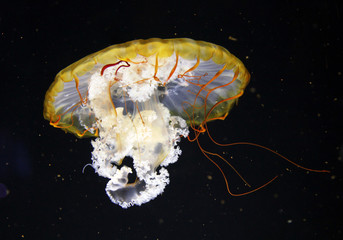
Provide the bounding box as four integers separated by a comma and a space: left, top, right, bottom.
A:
197, 137, 279, 196
165, 54, 179, 85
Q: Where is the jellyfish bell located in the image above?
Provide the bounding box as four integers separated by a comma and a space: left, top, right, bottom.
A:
43, 38, 250, 208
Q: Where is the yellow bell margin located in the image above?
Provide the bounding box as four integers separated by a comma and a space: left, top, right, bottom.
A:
43, 38, 250, 137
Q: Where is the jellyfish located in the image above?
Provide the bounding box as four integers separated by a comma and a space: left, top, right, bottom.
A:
43, 38, 250, 208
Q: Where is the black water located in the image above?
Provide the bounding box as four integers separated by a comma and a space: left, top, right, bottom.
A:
1, 1, 342, 239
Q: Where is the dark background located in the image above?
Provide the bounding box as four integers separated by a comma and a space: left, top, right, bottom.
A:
1, 0, 342, 239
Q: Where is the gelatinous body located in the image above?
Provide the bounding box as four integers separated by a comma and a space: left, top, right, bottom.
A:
43, 38, 250, 208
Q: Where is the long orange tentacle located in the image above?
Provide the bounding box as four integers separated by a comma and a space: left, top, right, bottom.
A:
205, 124, 330, 173
196, 137, 279, 196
